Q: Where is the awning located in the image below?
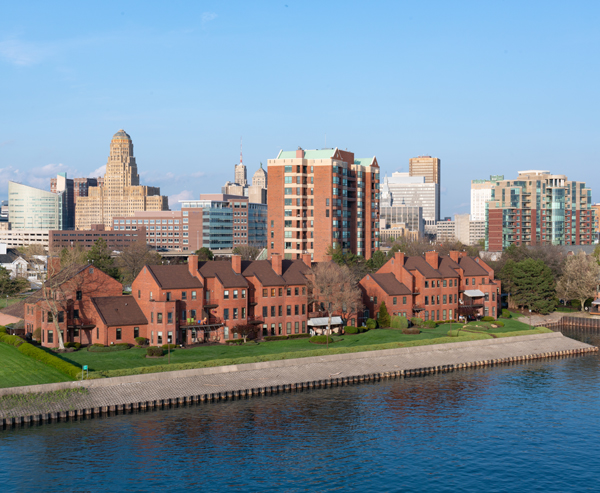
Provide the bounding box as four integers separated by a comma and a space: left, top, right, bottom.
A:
464, 290, 485, 298
308, 316, 343, 327
592, 299, 600, 305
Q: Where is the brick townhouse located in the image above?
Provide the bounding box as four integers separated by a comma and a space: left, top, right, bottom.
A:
360, 251, 501, 322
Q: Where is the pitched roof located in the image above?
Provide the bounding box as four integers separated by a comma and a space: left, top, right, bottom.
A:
0, 249, 24, 264
277, 149, 337, 160
370, 273, 412, 295
437, 257, 460, 278
281, 259, 310, 285
241, 260, 285, 286
91, 296, 148, 327
404, 256, 443, 279
199, 261, 248, 288
458, 256, 489, 276
354, 158, 376, 166
146, 264, 203, 289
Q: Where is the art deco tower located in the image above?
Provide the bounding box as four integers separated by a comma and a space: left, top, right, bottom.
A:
75, 130, 168, 230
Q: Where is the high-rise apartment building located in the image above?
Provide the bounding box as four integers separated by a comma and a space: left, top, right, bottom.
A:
471, 175, 504, 221
409, 156, 441, 221
268, 147, 380, 262
486, 170, 595, 251
8, 181, 67, 230
592, 203, 600, 243
436, 214, 485, 246
75, 130, 168, 230
383, 172, 438, 235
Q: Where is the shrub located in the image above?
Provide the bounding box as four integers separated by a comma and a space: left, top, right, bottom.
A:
147, 347, 164, 357
17, 342, 81, 379
0, 333, 25, 347
309, 335, 335, 344
161, 344, 177, 350
391, 316, 409, 329
423, 320, 437, 329
135, 337, 148, 346
88, 344, 130, 352
366, 318, 377, 330
0, 326, 6, 334
289, 333, 311, 339
501, 309, 511, 319
345, 326, 359, 334
402, 328, 420, 335
482, 316, 495, 322
492, 321, 505, 327
410, 317, 424, 327
33, 328, 41, 341
378, 301, 391, 327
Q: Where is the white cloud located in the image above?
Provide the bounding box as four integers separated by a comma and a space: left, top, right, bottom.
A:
89, 165, 106, 177
0, 140, 15, 148
168, 190, 195, 210
201, 12, 218, 25
0, 39, 46, 66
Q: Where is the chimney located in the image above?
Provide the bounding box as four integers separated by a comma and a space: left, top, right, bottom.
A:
188, 254, 198, 277
425, 251, 439, 269
302, 253, 312, 268
394, 251, 405, 266
271, 253, 283, 276
449, 251, 460, 263
48, 257, 61, 277
296, 147, 304, 158
231, 254, 242, 274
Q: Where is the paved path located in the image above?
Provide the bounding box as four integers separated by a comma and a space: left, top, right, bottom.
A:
0, 332, 595, 420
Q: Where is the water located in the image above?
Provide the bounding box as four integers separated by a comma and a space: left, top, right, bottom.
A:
2, 356, 600, 492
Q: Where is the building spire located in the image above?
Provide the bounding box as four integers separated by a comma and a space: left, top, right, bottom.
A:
240, 136, 243, 165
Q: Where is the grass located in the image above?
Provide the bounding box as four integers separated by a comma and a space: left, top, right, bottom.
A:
0, 343, 73, 389
54, 316, 546, 379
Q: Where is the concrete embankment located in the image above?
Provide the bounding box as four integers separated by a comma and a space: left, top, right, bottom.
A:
1, 332, 596, 428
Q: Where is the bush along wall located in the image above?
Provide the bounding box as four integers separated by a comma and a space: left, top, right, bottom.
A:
16, 342, 81, 379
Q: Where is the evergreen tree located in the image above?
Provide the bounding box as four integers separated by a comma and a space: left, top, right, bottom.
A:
194, 247, 214, 261
378, 300, 391, 327
366, 250, 387, 272
511, 258, 557, 314
86, 237, 119, 280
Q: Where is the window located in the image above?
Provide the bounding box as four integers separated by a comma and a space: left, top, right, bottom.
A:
393, 297, 397, 305
271, 306, 276, 317
279, 305, 283, 316
425, 281, 429, 288
286, 322, 292, 334
116, 328, 122, 340
224, 290, 229, 299
443, 280, 447, 287
96, 327, 99, 339
166, 292, 171, 301
182, 291, 187, 300
241, 307, 246, 319
295, 322, 299, 334
133, 327, 139, 339
302, 321, 306, 333
302, 304, 306, 314
278, 323, 282, 335
73, 309, 79, 319
485, 293, 489, 302
302, 287, 306, 295
233, 290, 238, 299
271, 288, 276, 297
295, 305, 299, 315
374, 297, 378, 305
150, 291, 153, 300
263, 306, 268, 318
279, 288, 283, 296
58, 311, 64, 323
48, 330, 54, 344
466, 278, 469, 286
287, 305, 291, 316
192, 291, 197, 300
47, 312, 53, 322
425, 296, 429, 305
168, 312, 173, 324
224, 309, 229, 320
263, 289, 268, 297
157, 332, 163, 345
151, 312, 154, 323
138, 290, 141, 299
76, 290, 82, 300
286, 287, 291, 296
157, 313, 163, 323
242, 290, 246, 299
443, 295, 447, 304
472, 278, 475, 285
403, 296, 407, 304
443, 310, 447, 320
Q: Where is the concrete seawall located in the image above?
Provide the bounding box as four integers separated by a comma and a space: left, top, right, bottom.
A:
1, 332, 596, 428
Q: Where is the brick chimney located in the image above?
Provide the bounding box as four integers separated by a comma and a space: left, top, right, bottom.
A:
449, 251, 466, 263
425, 251, 439, 269
271, 253, 282, 276
302, 253, 312, 268
48, 257, 61, 277
188, 254, 198, 277
296, 147, 304, 158
231, 254, 242, 274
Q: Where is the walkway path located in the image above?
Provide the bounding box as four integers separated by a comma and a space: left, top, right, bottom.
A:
0, 332, 596, 422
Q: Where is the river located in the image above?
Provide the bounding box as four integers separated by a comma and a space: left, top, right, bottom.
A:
1, 354, 600, 492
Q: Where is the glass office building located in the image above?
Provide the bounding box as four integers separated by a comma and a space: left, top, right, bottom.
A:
8, 181, 67, 230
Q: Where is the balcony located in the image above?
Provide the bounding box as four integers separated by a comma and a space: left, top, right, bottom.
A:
247, 315, 264, 325
67, 317, 95, 329
413, 304, 424, 311
204, 301, 219, 309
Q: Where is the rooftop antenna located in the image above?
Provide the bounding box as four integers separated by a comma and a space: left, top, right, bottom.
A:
240, 137, 243, 165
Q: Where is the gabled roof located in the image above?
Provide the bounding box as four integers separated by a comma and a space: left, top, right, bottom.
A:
277, 149, 338, 160
0, 249, 25, 265
281, 259, 311, 285
370, 273, 412, 295
458, 256, 489, 276
146, 264, 203, 289
241, 260, 285, 287
45, 264, 91, 289
403, 256, 443, 279
354, 157, 376, 167
199, 261, 248, 288
437, 257, 460, 278
91, 296, 148, 327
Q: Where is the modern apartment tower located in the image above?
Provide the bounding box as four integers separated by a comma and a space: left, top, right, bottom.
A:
75, 130, 168, 230
409, 156, 441, 221
268, 147, 380, 262
486, 170, 595, 251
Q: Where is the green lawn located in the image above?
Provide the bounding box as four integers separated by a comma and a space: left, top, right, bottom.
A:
60, 316, 538, 374
0, 343, 73, 389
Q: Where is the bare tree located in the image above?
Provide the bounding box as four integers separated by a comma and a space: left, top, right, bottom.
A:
232, 323, 258, 343
307, 262, 362, 347
556, 252, 600, 311
232, 244, 262, 261
116, 240, 162, 285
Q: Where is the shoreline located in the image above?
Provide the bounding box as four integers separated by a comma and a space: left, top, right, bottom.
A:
1, 332, 596, 428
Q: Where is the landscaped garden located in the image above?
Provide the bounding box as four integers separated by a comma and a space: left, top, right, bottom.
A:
50, 315, 550, 379
0, 343, 73, 388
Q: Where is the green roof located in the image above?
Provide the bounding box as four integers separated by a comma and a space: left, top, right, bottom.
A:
277, 149, 337, 160
354, 158, 375, 166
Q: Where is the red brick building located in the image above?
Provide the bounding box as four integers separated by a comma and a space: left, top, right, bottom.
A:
49, 224, 146, 252
360, 251, 501, 322
267, 147, 380, 262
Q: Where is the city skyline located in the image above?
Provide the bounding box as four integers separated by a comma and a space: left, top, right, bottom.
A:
1, 1, 599, 216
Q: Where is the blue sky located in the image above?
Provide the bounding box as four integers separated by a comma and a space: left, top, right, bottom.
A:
1, 1, 598, 215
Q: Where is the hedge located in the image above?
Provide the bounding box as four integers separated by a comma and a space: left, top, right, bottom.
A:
263, 334, 311, 341
390, 316, 408, 329
501, 309, 511, 319
88, 344, 131, 352
492, 320, 505, 327
365, 318, 377, 329
161, 344, 178, 350
147, 347, 164, 357
0, 333, 25, 348
482, 316, 496, 322
345, 326, 359, 334
135, 337, 148, 345
402, 328, 420, 335
64, 342, 82, 349
17, 342, 81, 379
410, 317, 424, 327
309, 335, 335, 344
